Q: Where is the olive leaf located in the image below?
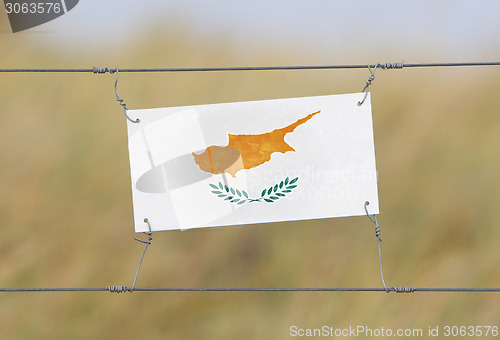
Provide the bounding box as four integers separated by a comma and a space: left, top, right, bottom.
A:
209, 177, 299, 205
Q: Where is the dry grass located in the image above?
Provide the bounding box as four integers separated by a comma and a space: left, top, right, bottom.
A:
0, 18, 499, 339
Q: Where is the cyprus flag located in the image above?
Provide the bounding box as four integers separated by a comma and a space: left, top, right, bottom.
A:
126, 93, 379, 232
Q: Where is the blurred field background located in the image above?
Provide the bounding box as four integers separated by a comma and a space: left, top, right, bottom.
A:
1, 2, 500, 339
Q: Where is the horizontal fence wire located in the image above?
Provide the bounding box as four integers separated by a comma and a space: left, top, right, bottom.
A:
1, 287, 500, 293
0, 62, 499, 73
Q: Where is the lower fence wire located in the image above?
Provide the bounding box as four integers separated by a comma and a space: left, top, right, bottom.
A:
0, 288, 499, 293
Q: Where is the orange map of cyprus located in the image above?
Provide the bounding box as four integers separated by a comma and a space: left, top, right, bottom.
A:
192, 110, 320, 177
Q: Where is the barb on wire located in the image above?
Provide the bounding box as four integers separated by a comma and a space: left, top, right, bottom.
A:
108, 286, 128, 294
379, 61, 404, 70
92, 67, 114, 74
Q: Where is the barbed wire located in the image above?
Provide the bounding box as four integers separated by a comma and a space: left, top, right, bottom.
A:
0, 287, 499, 293
0, 61, 499, 73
